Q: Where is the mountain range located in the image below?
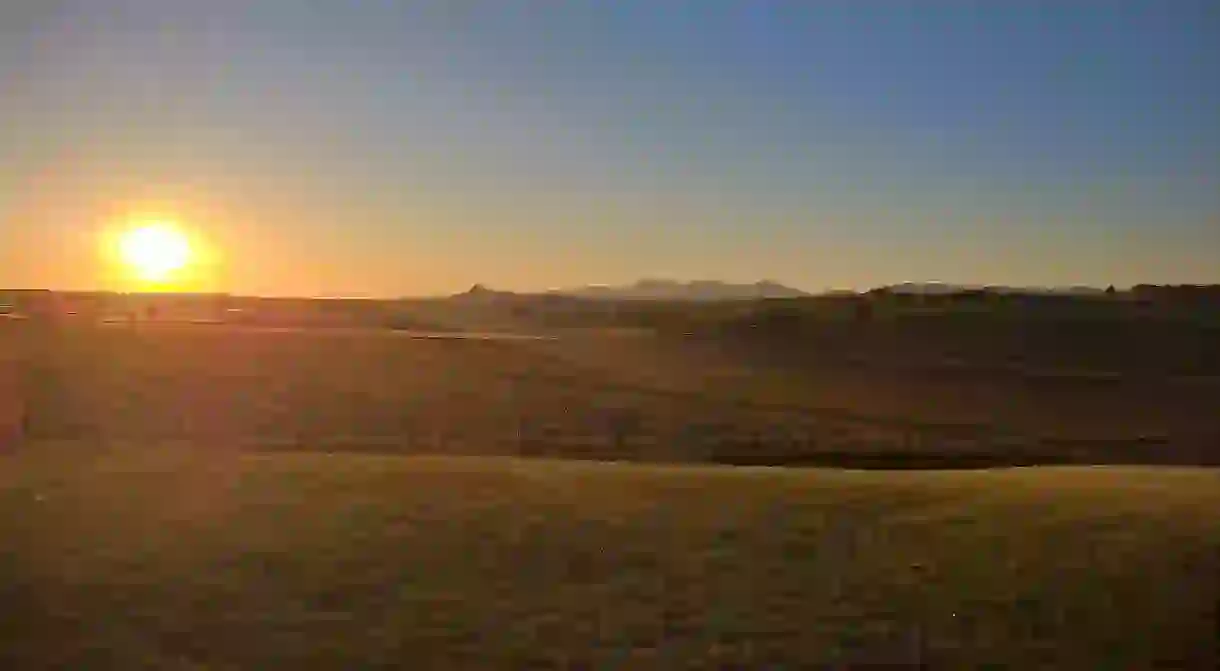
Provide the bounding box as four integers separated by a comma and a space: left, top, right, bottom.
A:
547, 279, 811, 301
881, 283, 1110, 296
453, 280, 1115, 302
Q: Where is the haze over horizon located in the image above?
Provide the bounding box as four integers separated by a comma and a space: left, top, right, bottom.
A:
2, 1, 1217, 297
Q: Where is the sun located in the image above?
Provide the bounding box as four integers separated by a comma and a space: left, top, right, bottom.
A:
118, 224, 193, 282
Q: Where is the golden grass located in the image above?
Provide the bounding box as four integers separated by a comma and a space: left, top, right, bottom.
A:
2, 448, 1217, 668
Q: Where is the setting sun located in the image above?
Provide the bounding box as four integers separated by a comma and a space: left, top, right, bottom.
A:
118, 224, 193, 283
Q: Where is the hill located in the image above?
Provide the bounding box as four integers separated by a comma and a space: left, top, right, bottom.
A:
548, 279, 810, 301
881, 283, 1110, 296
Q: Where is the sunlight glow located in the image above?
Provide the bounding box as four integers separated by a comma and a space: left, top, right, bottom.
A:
118, 224, 193, 282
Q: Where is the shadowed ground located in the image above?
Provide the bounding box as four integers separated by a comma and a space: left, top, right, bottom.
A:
3, 322, 1218, 468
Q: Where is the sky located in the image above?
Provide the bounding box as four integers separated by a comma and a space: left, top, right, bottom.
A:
2, 0, 1217, 297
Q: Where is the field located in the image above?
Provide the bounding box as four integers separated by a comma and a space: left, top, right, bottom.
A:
2, 317, 1218, 667
4, 319, 1219, 467
1, 449, 1217, 668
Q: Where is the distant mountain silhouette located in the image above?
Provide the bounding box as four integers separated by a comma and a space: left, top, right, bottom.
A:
549, 279, 810, 301
450, 284, 521, 303
879, 282, 967, 295
450, 280, 1109, 303
880, 282, 1109, 296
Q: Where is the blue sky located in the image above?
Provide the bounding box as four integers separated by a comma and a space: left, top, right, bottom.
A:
2, 0, 1217, 295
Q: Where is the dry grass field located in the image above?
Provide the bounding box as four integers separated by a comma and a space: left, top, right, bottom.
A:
3, 320, 1217, 466
2, 321, 1218, 668
2, 449, 1218, 668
